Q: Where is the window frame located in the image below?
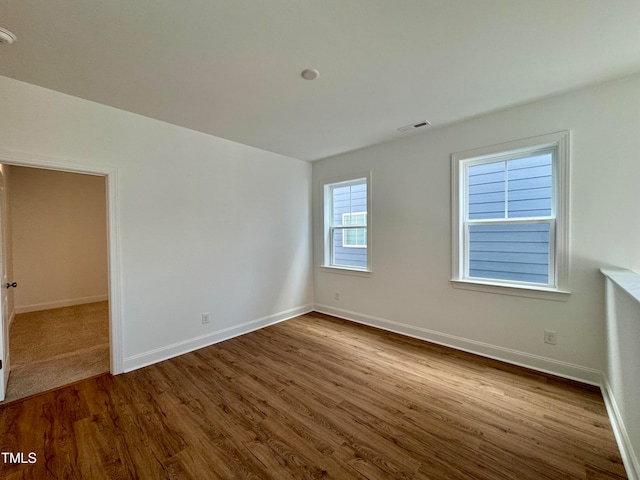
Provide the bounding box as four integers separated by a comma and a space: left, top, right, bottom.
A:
451, 132, 570, 300
341, 212, 367, 248
322, 172, 372, 273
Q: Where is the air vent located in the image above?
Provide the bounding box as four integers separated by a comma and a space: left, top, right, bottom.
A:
397, 121, 431, 133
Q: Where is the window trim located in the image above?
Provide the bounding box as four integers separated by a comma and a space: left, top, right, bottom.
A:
322, 172, 372, 273
451, 131, 570, 300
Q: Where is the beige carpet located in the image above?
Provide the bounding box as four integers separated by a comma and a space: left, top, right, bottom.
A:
1, 301, 109, 405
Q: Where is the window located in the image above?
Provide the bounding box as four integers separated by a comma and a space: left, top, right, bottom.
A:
342, 212, 367, 247
323, 173, 371, 271
451, 132, 570, 298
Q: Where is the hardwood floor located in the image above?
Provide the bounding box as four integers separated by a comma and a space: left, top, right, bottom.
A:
2, 302, 109, 404
0, 312, 627, 479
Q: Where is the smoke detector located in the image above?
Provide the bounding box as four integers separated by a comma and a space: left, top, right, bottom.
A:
0, 27, 17, 45
397, 121, 431, 133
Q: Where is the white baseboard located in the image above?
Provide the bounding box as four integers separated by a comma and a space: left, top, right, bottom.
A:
123, 304, 314, 373
314, 304, 604, 386
15, 294, 109, 314
601, 376, 640, 480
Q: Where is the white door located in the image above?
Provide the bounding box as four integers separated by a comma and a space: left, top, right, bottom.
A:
0, 168, 9, 402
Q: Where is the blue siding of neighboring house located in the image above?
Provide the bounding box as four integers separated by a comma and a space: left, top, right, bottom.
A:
467, 153, 552, 284
332, 183, 367, 268
468, 223, 550, 284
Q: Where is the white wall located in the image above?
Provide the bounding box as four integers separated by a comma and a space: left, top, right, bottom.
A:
313, 74, 640, 383
602, 270, 640, 479
10, 166, 108, 312
0, 75, 313, 371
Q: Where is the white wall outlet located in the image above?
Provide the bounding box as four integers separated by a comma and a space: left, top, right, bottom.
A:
544, 330, 557, 345
202, 312, 210, 325
334, 292, 340, 300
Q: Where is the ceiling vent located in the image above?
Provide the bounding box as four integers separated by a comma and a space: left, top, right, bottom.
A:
397, 121, 431, 133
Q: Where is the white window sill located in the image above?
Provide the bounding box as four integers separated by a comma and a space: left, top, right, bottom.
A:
320, 265, 372, 277
450, 279, 570, 301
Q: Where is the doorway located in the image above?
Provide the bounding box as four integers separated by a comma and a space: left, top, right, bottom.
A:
4, 166, 109, 403
0, 148, 123, 403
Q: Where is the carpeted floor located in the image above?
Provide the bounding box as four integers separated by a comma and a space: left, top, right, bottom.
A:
1, 301, 109, 404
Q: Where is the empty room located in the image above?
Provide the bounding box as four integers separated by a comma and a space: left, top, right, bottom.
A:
0, 1, 639, 479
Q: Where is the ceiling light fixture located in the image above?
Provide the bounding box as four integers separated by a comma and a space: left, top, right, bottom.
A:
301, 69, 320, 80
0, 27, 17, 45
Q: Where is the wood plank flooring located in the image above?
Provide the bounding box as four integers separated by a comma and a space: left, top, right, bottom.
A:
0, 312, 627, 479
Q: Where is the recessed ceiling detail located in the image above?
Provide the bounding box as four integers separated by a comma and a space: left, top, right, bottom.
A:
301, 69, 320, 80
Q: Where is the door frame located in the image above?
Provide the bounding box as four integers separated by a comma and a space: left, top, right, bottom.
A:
0, 167, 9, 400
0, 148, 123, 375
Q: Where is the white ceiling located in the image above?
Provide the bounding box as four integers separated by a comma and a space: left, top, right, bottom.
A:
1, 1, 639, 161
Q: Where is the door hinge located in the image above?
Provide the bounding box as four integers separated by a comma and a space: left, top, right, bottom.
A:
0, 360, 2, 370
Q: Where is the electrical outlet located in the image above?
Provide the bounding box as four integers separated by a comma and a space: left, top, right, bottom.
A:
202, 312, 210, 325
544, 330, 557, 345
334, 292, 340, 300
